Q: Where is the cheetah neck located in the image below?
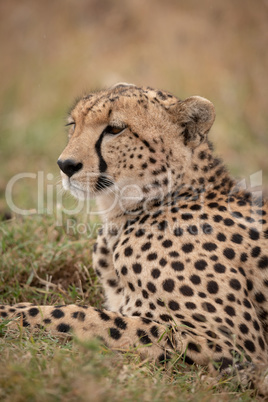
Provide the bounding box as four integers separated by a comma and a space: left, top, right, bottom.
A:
96, 141, 234, 224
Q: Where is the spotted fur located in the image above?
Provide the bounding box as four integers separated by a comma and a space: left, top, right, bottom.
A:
1, 84, 268, 390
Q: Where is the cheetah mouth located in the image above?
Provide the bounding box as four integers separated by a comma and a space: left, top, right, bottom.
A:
69, 182, 91, 200
65, 176, 115, 200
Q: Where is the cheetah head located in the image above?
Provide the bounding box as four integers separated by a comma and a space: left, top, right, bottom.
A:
58, 84, 215, 212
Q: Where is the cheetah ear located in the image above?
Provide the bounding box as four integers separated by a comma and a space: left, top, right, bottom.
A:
169, 96, 215, 148
110, 82, 136, 89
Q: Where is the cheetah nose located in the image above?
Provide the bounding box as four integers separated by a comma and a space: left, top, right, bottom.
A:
57, 159, 83, 178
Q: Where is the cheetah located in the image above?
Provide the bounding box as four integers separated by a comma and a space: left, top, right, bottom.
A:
1, 84, 268, 388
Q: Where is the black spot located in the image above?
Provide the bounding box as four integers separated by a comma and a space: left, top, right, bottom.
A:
182, 243, 194, 253
227, 293, 235, 302
133, 263, 142, 274
99, 311, 110, 321
214, 357, 233, 371
128, 282, 135, 292
246, 279, 253, 291
158, 221, 168, 231
194, 259, 207, 271
240, 253, 248, 262
180, 285, 194, 297
181, 320, 196, 329
224, 218, 234, 227
99, 259, 108, 268
162, 240, 173, 248
135, 299, 142, 307
157, 299, 165, 307
213, 215, 222, 222
169, 251, 179, 258
203, 242, 217, 251
249, 228, 259, 241
199, 150, 207, 159
159, 258, 167, 267
251, 247, 261, 258
142, 317, 151, 325
135, 229, 145, 237
160, 314, 172, 322
142, 289, 149, 299
214, 263, 226, 273
51, 309, 65, 319
150, 325, 159, 338
107, 279, 118, 288
163, 279, 175, 292
141, 242, 151, 251
239, 324, 249, 334
171, 261, 184, 271
147, 282, 157, 293
188, 342, 201, 353
109, 327, 121, 339
190, 204, 201, 211
28, 307, 39, 317
258, 337, 265, 350
258, 256, 268, 269
72, 311, 86, 321
229, 279, 241, 291
208, 202, 219, 209
57, 323, 71, 333
255, 292, 266, 303
137, 329, 152, 344
207, 281, 219, 294
114, 317, 127, 330
218, 326, 232, 339
43, 318, 51, 324
217, 233, 226, 242
184, 355, 195, 365
124, 247, 133, 257
244, 339, 255, 353
147, 253, 157, 261
231, 234, 243, 244
201, 223, 213, 234
181, 213, 193, 220
223, 248, 235, 260
174, 227, 183, 236
190, 275, 201, 285
243, 299, 252, 309
202, 302, 216, 313
100, 246, 109, 255
185, 302, 196, 310
169, 301, 180, 311
224, 306, 236, 317
121, 266, 128, 275
238, 267, 246, 277
187, 225, 198, 235
192, 313, 206, 322
151, 268, 161, 279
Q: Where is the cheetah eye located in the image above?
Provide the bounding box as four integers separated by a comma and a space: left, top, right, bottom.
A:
65, 121, 75, 132
105, 125, 126, 135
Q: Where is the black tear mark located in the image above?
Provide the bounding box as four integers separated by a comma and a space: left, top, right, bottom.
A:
94, 128, 115, 190
95, 131, 107, 173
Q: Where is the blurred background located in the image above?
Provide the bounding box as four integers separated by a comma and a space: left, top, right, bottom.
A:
0, 0, 268, 216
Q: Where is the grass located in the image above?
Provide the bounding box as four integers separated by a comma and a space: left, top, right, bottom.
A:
0, 214, 265, 401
